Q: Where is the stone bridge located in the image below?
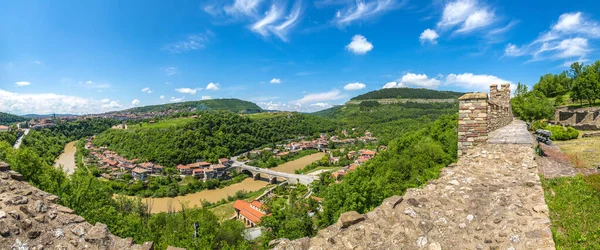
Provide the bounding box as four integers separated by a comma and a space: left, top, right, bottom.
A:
231, 161, 318, 185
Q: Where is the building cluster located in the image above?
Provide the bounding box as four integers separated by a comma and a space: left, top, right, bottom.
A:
331, 147, 385, 181
84, 137, 163, 181
233, 199, 269, 227
176, 158, 231, 181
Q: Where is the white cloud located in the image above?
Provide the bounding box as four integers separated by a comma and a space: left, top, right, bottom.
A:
343, 82, 366, 90
456, 9, 495, 33
294, 89, 346, 104
163, 31, 214, 53
34, 61, 42, 65
206, 82, 220, 91
0, 89, 122, 115
224, 0, 263, 16
332, 0, 400, 27
419, 29, 439, 44
270, 78, 281, 84
398, 73, 441, 88
382, 81, 406, 89
165, 67, 178, 76
15, 81, 31, 87
175, 88, 202, 95
201, 96, 212, 100
504, 12, 600, 64
437, 0, 477, 29
160, 95, 165, 100
445, 73, 510, 91
346, 35, 373, 55
310, 103, 333, 108
141, 87, 153, 94
170, 97, 184, 102
131, 99, 140, 106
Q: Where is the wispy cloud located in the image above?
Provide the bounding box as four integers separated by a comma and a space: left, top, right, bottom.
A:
504, 12, 600, 65
164, 67, 178, 76
420, 0, 513, 45
331, 0, 404, 27
293, 89, 347, 104
205, 0, 302, 41
15, 81, 31, 87
163, 31, 214, 53
141, 87, 153, 94
131, 99, 140, 107
270, 78, 281, 84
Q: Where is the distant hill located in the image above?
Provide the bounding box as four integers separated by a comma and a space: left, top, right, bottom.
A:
350, 88, 464, 101
122, 98, 263, 114
22, 114, 76, 119
0, 112, 27, 125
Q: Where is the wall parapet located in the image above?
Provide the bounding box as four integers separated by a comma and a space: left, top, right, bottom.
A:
458, 84, 512, 155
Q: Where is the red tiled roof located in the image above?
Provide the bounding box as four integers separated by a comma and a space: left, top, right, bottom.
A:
219, 158, 229, 163
132, 167, 149, 174
362, 150, 376, 156
177, 164, 189, 170
234, 200, 266, 224
251, 200, 263, 209
193, 168, 203, 173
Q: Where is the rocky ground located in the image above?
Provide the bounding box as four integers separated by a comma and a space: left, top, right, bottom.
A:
273, 143, 556, 250
0, 162, 155, 250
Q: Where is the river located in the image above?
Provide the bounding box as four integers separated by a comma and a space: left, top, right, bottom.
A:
54, 141, 77, 175
137, 152, 325, 213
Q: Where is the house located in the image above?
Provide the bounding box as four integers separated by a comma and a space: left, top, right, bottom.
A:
355, 156, 370, 165
219, 158, 230, 166
233, 200, 268, 227
275, 152, 289, 159
153, 165, 164, 173
365, 132, 373, 137
347, 151, 357, 159
203, 168, 215, 180
360, 150, 376, 158
0, 125, 9, 132
211, 164, 227, 178
331, 170, 347, 180
132, 167, 149, 181
177, 164, 192, 175
193, 168, 204, 178
329, 156, 340, 165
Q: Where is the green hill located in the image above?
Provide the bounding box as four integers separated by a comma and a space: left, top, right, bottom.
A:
0, 112, 27, 125
351, 88, 464, 101
122, 98, 263, 114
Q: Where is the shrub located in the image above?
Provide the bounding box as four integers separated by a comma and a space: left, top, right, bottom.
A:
544, 125, 579, 141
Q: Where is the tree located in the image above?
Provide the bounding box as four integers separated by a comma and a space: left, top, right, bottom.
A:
512, 91, 555, 122
572, 61, 600, 106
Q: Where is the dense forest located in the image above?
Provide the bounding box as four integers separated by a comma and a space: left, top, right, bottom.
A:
93, 111, 336, 166
0, 111, 27, 125
22, 119, 118, 164
350, 88, 464, 100
315, 101, 458, 144
0, 129, 21, 146
119, 98, 263, 114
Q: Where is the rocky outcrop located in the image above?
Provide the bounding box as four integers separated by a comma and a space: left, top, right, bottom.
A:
0, 163, 154, 250
273, 143, 556, 249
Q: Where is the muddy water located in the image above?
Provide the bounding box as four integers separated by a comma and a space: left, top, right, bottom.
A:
137, 152, 325, 213
54, 141, 77, 175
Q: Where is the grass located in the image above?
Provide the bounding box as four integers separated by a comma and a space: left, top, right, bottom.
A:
554, 136, 600, 168
209, 186, 273, 221
541, 174, 600, 249
305, 166, 340, 174
130, 117, 194, 129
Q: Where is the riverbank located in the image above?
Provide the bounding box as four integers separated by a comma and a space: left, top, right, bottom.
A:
54, 141, 77, 175
131, 152, 325, 213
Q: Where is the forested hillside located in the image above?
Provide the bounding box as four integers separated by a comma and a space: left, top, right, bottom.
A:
313, 101, 458, 144
0, 111, 27, 125
93, 111, 336, 165
351, 88, 464, 100
120, 98, 263, 114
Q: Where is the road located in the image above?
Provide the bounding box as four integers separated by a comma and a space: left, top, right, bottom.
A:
13, 129, 30, 149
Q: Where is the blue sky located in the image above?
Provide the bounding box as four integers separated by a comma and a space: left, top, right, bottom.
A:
1, 0, 599, 114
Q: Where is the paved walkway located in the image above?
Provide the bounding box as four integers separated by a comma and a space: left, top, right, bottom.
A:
488, 120, 533, 145
274, 122, 555, 249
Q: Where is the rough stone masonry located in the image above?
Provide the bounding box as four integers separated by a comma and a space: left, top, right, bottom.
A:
273, 121, 555, 249
0, 162, 155, 250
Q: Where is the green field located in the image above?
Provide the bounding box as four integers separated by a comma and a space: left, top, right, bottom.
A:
542, 174, 600, 249
129, 117, 195, 129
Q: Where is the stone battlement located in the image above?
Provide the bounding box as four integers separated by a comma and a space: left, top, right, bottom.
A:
458, 84, 513, 155
273, 126, 554, 249
0, 162, 156, 250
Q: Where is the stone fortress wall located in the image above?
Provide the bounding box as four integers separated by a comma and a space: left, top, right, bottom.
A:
554, 106, 600, 130
458, 83, 513, 155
